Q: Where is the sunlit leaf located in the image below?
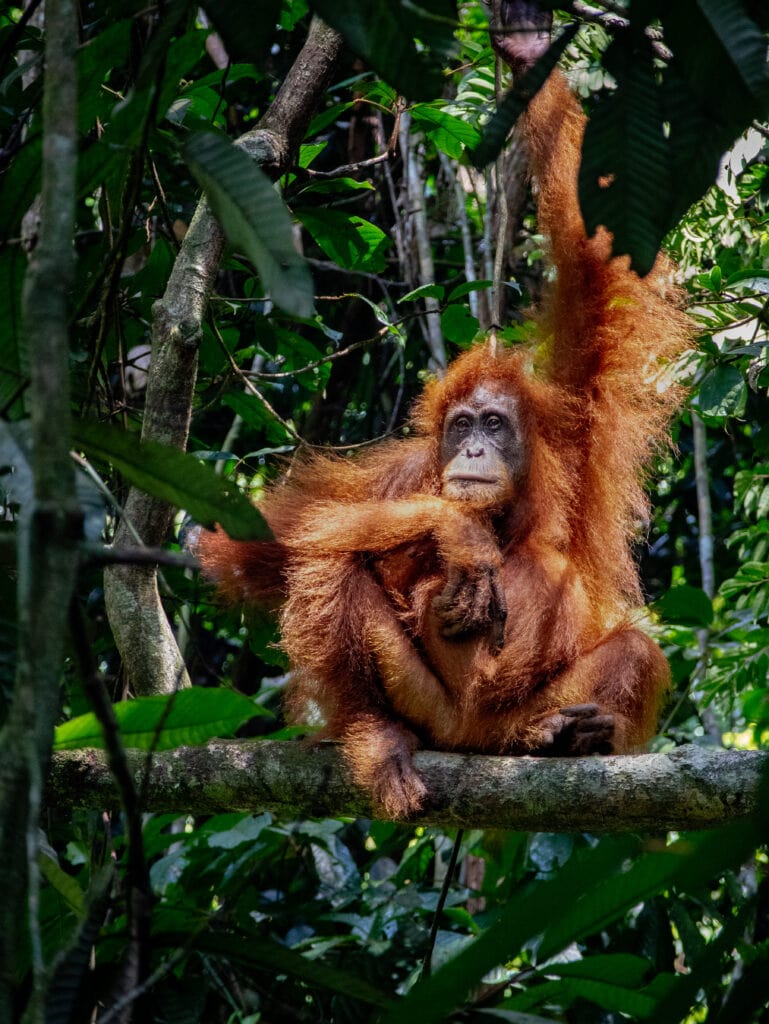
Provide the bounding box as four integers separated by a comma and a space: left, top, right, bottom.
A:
53, 688, 266, 751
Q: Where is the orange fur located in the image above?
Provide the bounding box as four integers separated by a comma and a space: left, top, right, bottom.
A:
197, 71, 690, 818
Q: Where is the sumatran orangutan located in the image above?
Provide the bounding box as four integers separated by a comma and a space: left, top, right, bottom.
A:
197, 34, 690, 818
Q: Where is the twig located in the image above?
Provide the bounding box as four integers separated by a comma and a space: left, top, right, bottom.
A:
421, 829, 464, 980
97, 949, 187, 1024
302, 151, 392, 179
80, 541, 198, 570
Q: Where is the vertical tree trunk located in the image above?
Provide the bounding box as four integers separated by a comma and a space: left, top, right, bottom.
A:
0, 0, 79, 1017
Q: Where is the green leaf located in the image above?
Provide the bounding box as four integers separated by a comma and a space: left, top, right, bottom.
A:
447, 280, 492, 302
548, 954, 652, 988
382, 837, 641, 1024
440, 304, 479, 346
655, 1, 769, 232
297, 207, 390, 272
299, 177, 375, 196
697, 0, 769, 101
504, 975, 661, 1018
654, 585, 714, 627
386, 824, 760, 1024
307, 0, 458, 101
53, 688, 265, 751
579, 32, 669, 275
696, 365, 748, 421
537, 827, 759, 963
39, 850, 86, 915
411, 105, 480, 159
399, 283, 445, 303
221, 393, 293, 445
72, 420, 271, 541
186, 131, 314, 317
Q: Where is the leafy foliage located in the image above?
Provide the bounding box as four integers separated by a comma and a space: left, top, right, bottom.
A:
53, 689, 266, 751
186, 131, 315, 317
2, 1, 769, 1022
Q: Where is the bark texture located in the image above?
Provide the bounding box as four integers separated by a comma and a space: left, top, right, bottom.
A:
0, 0, 79, 1015
46, 743, 764, 832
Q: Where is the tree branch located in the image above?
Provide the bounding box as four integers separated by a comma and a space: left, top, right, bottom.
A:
46, 743, 764, 833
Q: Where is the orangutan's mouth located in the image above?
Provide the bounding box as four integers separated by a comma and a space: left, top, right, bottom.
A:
446, 473, 498, 484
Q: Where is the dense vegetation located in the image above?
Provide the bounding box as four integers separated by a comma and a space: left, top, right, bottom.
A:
2, 1, 769, 1020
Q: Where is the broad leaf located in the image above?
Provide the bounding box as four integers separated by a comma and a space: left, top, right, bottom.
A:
696, 365, 747, 421
697, 0, 769, 102
53, 688, 266, 751
72, 419, 271, 541
186, 131, 314, 317
400, 284, 445, 303
411, 105, 480, 159
386, 823, 760, 1024
297, 207, 390, 272
579, 32, 669, 276
654, 585, 714, 627
441, 304, 479, 346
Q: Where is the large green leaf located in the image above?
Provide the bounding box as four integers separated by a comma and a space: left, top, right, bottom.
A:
72, 419, 271, 541
577, 2, 769, 271
307, 0, 458, 101
503, 975, 664, 1019
654, 585, 714, 627
386, 823, 760, 1024
297, 207, 390, 272
440, 304, 479, 346
501, 954, 666, 1018
186, 131, 314, 317
410, 104, 480, 159
381, 836, 641, 1024
696, 0, 769, 103
579, 32, 669, 276
53, 688, 265, 751
696, 364, 748, 421
537, 826, 760, 961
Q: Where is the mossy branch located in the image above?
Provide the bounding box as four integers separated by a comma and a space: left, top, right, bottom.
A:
46, 743, 764, 832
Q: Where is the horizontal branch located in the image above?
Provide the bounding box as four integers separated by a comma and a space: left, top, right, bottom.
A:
46, 742, 765, 832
